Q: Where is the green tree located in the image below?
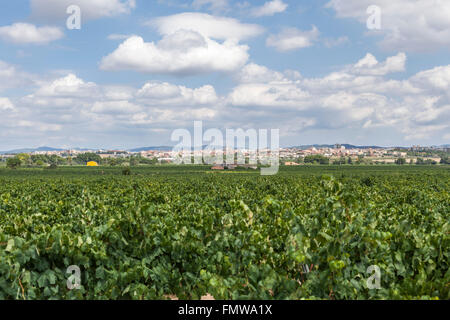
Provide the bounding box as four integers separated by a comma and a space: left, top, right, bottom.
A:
440, 156, 450, 164
304, 155, 329, 165
35, 160, 45, 167
6, 157, 22, 169
17, 153, 31, 166
109, 158, 120, 167
395, 158, 406, 165
129, 157, 139, 167
74, 153, 102, 165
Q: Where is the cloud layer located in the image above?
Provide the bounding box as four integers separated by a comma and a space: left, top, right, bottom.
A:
2, 52, 449, 148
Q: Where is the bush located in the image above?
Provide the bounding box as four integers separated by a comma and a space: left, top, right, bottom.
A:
6, 157, 21, 169
122, 167, 131, 176
361, 176, 375, 187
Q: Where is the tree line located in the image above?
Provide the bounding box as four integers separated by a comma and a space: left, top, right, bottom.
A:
3, 153, 158, 169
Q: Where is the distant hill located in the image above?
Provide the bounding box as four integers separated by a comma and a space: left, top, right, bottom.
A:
0, 146, 64, 154
128, 146, 173, 152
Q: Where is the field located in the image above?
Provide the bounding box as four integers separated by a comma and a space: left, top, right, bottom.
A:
0, 165, 449, 300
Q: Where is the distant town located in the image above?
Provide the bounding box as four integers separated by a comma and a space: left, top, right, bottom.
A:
1, 144, 449, 168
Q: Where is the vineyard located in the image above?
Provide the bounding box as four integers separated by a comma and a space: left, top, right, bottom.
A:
0, 166, 449, 300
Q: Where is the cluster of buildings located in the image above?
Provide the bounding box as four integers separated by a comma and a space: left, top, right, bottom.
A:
1, 144, 447, 165
278, 145, 444, 164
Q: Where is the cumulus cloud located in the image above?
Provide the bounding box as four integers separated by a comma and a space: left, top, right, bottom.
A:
410, 65, 450, 91
228, 53, 449, 140
13, 73, 221, 139
137, 82, 218, 105
100, 33, 250, 75
101, 13, 264, 75
34, 73, 98, 97
149, 12, 264, 41
237, 63, 301, 83
2, 52, 449, 148
350, 52, 406, 76
251, 0, 288, 17
0, 23, 63, 45
30, 0, 135, 22
327, 0, 450, 51
266, 26, 319, 51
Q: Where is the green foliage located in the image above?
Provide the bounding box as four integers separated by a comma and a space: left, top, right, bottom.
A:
30, 154, 66, 166
0, 166, 448, 300
74, 153, 102, 165
333, 157, 347, 165
417, 158, 438, 165
304, 155, 330, 165
122, 167, 131, 176
6, 157, 21, 169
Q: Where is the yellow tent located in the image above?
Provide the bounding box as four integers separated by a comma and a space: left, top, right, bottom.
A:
87, 161, 99, 167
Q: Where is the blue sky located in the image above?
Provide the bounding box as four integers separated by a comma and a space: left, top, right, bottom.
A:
0, 0, 449, 150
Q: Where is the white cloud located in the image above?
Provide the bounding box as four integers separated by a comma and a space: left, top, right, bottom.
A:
228, 82, 311, 109
101, 13, 264, 75
251, 0, 288, 17
137, 82, 218, 106
0, 98, 15, 111
0, 23, 63, 45
2, 52, 449, 148
237, 63, 286, 83
12, 73, 222, 140
410, 65, 450, 91
327, 0, 450, 51
228, 53, 449, 139
100, 33, 250, 75
237, 63, 301, 83
34, 74, 98, 97
266, 26, 319, 52
350, 52, 406, 76
149, 12, 264, 41
31, 0, 135, 21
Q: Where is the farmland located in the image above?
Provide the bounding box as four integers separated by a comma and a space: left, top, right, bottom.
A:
0, 166, 449, 300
